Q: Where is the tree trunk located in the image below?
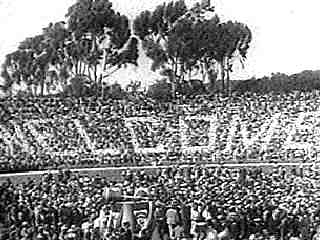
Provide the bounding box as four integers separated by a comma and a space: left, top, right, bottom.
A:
94, 65, 98, 84
220, 60, 225, 93
93, 65, 99, 96
226, 58, 230, 96
204, 60, 214, 92
201, 63, 206, 83
88, 67, 94, 82
171, 71, 176, 99
33, 84, 38, 96
208, 69, 217, 92
179, 63, 185, 82
80, 62, 85, 75
78, 61, 81, 75
40, 75, 45, 96
82, 64, 86, 75
75, 61, 79, 75
91, 35, 96, 53
173, 59, 178, 99
27, 84, 33, 96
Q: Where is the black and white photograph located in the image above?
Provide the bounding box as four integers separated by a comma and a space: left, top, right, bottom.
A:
0, 0, 320, 239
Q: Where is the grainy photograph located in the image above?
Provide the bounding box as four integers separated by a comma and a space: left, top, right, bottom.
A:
0, 0, 320, 239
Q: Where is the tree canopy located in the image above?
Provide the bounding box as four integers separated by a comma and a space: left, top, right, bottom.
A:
0, 0, 253, 98
1, 0, 139, 97
134, 0, 252, 96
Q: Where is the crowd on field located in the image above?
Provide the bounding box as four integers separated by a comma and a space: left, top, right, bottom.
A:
2, 166, 320, 240
1, 91, 320, 172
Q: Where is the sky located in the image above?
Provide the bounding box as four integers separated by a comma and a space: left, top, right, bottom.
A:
0, 0, 320, 87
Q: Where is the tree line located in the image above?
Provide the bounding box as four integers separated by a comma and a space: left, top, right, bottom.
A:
234, 70, 320, 94
0, 0, 253, 98
147, 70, 320, 101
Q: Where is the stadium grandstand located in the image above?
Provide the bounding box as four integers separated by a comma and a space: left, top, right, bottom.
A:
2, 0, 320, 239
1, 91, 320, 172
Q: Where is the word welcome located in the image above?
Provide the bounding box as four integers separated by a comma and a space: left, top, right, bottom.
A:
1, 111, 320, 159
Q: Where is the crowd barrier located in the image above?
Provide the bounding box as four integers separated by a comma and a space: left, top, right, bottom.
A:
1, 162, 319, 180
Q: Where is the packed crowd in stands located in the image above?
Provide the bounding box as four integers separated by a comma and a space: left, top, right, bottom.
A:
2, 165, 320, 240
1, 91, 320, 172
